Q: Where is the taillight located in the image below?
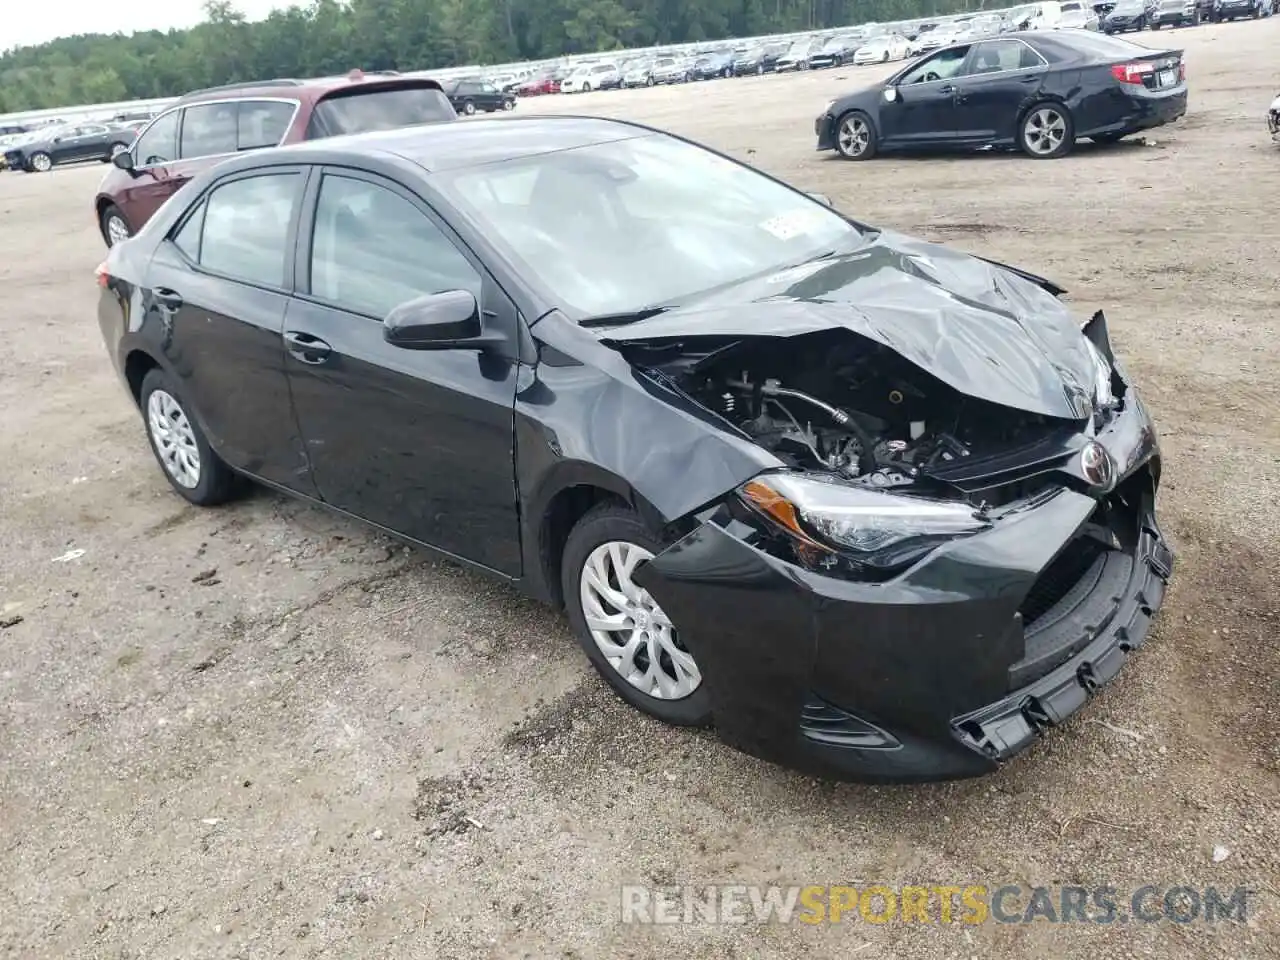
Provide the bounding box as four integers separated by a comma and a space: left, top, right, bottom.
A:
95, 262, 110, 288
1110, 62, 1154, 84
1178, 61, 1186, 82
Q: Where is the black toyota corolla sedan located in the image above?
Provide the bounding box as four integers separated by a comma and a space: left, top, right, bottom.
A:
96, 117, 1173, 782
816, 30, 1187, 160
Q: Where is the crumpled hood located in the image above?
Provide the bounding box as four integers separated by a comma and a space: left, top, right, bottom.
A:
604, 229, 1097, 420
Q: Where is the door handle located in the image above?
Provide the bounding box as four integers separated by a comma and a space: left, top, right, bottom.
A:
153, 287, 183, 311
939, 84, 955, 94
285, 331, 332, 364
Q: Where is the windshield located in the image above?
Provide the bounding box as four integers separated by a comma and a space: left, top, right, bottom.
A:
308, 85, 455, 136
435, 134, 862, 319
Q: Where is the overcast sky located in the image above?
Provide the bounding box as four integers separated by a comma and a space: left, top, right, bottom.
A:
4, 0, 302, 53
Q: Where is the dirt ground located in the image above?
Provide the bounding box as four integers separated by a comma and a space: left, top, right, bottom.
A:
1, 20, 1278, 960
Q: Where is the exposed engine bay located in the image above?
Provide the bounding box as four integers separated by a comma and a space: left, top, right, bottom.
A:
630, 331, 1073, 496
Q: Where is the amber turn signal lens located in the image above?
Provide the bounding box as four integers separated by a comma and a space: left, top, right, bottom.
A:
740, 479, 832, 551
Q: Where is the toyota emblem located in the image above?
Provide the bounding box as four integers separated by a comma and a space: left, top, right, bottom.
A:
1080, 440, 1115, 490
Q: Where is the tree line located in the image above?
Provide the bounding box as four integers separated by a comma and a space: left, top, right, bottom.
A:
1, 0, 985, 114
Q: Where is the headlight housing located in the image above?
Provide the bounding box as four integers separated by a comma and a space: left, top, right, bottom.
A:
1083, 338, 1114, 409
739, 473, 991, 578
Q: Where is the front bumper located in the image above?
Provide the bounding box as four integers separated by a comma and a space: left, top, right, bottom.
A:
815, 111, 838, 151
635, 386, 1173, 783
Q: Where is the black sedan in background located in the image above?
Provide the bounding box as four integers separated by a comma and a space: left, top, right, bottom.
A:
5, 120, 136, 173
442, 77, 516, 115
96, 116, 1172, 782
1102, 0, 1150, 30
732, 42, 787, 74
816, 31, 1187, 160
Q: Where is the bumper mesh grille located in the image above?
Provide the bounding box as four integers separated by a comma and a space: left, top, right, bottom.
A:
1019, 537, 1106, 630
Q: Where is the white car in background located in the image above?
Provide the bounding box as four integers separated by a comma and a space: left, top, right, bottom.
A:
852, 34, 911, 64
1057, 2, 1103, 27
1025, 1, 1067, 28
560, 62, 619, 93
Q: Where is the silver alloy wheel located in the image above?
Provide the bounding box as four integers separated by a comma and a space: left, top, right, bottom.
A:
146, 389, 201, 489
464, 101, 476, 115
106, 214, 130, 246
110, 142, 128, 157
1024, 107, 1067, 156
30, 153, 52, 172
838, 115, 871, 157
579, 541, 701, 700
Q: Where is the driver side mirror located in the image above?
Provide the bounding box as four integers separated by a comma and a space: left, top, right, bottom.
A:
112, 150, 135, 172
883, 87, 899, 103
383, 290, 501, 350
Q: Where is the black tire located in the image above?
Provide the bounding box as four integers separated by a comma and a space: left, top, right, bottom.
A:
1152, 20, 1162, 27
99, 203, 132, 247
26, 151, 52, 173
462, 100, 476, 115
1018, 101, 1075, 159
834, 109, 879, 160
561, 503, 712, 726
139, 368, 241, 506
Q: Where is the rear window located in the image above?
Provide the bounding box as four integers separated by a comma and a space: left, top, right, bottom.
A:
306, 85, 457, 139
1058, 32, 1163, 58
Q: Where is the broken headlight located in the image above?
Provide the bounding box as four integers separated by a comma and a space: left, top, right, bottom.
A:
1084, 339, 1114, 408
739, 473, 991, 576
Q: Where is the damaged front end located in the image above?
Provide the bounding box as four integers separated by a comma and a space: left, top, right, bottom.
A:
598, 256, 1173, 780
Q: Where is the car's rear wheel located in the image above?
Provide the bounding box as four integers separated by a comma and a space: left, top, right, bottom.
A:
100, 203, 132, 247
140, 369, 240, 506
1020, 103, 1074, 159
502, 99, 515, 110
105, 142, 130, 161
835, 110, 878, 160
462, 100, 476, 115
562, 504, 711, 726
27, 152, 52, 173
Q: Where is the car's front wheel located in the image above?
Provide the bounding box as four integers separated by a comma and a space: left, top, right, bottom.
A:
562, 504, 711, 726
139, 368, 240, 506
1019, 102, 1074, 159
835, 110, 878, 160
27, 152, 52, 173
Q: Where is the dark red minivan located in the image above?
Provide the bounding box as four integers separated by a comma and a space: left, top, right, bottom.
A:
95, 72, 457, 247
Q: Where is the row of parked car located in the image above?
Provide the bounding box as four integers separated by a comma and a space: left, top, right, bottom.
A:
1103, 0, 1275, 30
503, 7, 1088, 98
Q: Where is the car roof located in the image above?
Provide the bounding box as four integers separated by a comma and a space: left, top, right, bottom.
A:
260, 115, 651, 173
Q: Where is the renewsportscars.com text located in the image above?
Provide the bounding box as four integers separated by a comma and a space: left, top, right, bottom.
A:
620, 884, 1254, 926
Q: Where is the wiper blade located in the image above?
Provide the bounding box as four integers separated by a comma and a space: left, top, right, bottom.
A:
578, 305, 674, 328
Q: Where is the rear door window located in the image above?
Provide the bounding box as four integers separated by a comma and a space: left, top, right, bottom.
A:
237, 100, 296, 150
306, 85, 456, 138
196, 173, 302, 287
